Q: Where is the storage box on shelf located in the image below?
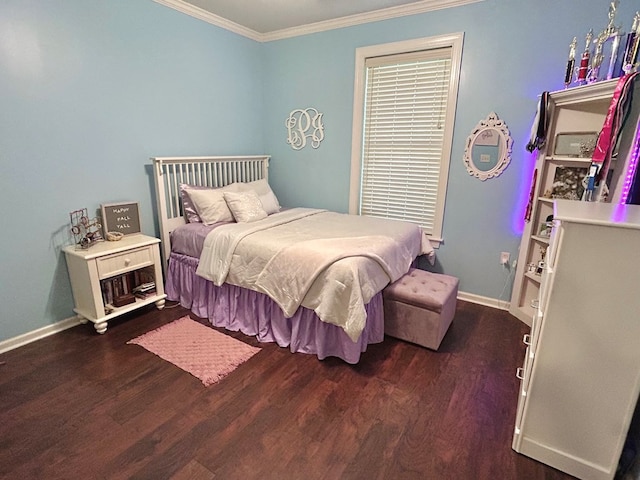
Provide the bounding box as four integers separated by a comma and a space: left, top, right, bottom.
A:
63, 234, 166, 334
509, 79, 618, 326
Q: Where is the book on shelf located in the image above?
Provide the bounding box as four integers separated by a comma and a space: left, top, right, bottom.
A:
134, 290, 157, 300
101, 279, 114, 306
101, 269, 155, 308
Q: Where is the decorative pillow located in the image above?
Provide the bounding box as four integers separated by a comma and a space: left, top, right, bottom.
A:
185, 186, 236, 225
241, 178, 281, 214
180, 183, 241, 223
179, 184, 208, 223
223, 191, 268, 223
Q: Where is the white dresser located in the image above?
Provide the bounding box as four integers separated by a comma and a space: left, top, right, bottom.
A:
512, 200, 640, 480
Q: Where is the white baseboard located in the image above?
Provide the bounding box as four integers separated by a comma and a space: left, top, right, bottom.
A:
0, 316, 82, 354
0, 291, 507, 355
457, 290, 510, 311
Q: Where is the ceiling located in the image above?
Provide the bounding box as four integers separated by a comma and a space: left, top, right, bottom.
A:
155, 0, 480, 41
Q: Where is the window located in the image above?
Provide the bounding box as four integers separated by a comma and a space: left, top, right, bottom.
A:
349, 33, 463, 246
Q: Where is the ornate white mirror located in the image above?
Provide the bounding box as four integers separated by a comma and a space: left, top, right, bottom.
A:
463, 112, 513, 181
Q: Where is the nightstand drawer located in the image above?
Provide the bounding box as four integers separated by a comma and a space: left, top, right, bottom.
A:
97, 246, 153, 279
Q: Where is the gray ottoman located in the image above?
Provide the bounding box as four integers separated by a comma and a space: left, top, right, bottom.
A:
383, 268, 459, 350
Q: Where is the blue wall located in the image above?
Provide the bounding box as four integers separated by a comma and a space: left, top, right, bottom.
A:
0, 0, 264, 341
0, 0, 634, 342
262, 0, 636, 302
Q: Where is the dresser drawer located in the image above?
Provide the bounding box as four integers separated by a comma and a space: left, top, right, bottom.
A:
96, 246, 153, 279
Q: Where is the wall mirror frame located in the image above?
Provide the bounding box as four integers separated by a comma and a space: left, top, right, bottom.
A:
463, 112, 513, 181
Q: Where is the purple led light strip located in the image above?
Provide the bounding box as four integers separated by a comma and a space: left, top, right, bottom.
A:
619, 120, 640, 204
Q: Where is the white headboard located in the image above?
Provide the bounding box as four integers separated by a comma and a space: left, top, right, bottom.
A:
151, 155, 271, 266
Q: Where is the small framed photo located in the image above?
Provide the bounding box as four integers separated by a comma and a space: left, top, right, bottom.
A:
538, 222, 552, 238
553, 132, 598, 158
551, 166, 589, 200
101, 202, 141, 237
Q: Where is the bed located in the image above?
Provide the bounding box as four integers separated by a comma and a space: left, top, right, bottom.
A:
152, 155, 432, 363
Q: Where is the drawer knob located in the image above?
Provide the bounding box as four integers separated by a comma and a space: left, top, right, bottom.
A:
124, 258, 131, 266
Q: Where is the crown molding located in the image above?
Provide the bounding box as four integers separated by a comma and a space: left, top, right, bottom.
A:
155, 0, 484, 43
262, 0, 483, 42
153, 0, 262, 42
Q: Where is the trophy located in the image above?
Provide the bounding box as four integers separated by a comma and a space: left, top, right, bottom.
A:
622, 12, 640, 74
565, 37, 577, 87
588, 0, 622, 82
588, 35, 605, 83
604, 1, 622, 80
576, 30, 593, 85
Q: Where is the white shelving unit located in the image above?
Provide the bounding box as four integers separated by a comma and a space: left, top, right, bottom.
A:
509, 79, 618, 326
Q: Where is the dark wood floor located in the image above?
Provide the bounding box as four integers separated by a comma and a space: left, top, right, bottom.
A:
0, 301, 576, 480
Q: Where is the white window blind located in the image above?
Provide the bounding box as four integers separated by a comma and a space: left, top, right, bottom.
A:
360, 48, 453, 235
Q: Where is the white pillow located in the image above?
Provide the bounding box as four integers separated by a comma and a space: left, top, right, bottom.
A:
223, 191, 268, 223
241, 179, 281, 215
185, 184, 239, 225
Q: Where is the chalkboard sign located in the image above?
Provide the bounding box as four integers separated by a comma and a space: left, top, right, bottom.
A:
101, 202, 141, 236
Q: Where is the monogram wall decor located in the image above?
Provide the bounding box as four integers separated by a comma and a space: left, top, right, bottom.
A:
286, 108, 325, 150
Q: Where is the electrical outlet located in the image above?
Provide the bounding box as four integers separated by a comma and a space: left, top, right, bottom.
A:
512, 259, 517, 269
500, 252, 510, 265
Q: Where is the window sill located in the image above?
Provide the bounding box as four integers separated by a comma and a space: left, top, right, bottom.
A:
428, 237, 442, 248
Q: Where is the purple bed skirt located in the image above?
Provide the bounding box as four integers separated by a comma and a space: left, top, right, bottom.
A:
165, 253, 385, 364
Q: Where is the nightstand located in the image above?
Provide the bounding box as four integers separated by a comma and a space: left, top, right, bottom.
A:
63, 234, 167, 334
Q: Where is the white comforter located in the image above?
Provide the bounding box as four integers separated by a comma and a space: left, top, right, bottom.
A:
196, 208, 432, 341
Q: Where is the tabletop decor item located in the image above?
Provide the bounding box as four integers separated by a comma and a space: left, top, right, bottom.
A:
101, 201, 141, 237
105, 231, 124, 241
69, 208, 103, 249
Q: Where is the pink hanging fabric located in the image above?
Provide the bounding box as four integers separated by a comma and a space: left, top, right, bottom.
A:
592, 73, 639, 182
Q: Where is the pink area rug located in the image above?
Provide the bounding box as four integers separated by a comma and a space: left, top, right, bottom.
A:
127, 316, 260, 386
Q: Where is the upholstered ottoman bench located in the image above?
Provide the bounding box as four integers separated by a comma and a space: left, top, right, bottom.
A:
383, 268, 459, 350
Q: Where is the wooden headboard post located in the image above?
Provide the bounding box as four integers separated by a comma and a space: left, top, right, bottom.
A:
151, 155, 271, 270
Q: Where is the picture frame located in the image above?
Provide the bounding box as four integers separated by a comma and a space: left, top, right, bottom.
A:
551, 166, 589, 200
538, 222, 552, 238
553, 132, 598, 158
101, 202, 141, 237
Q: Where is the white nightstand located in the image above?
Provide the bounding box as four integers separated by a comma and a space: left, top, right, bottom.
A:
63, 234, 167, 334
